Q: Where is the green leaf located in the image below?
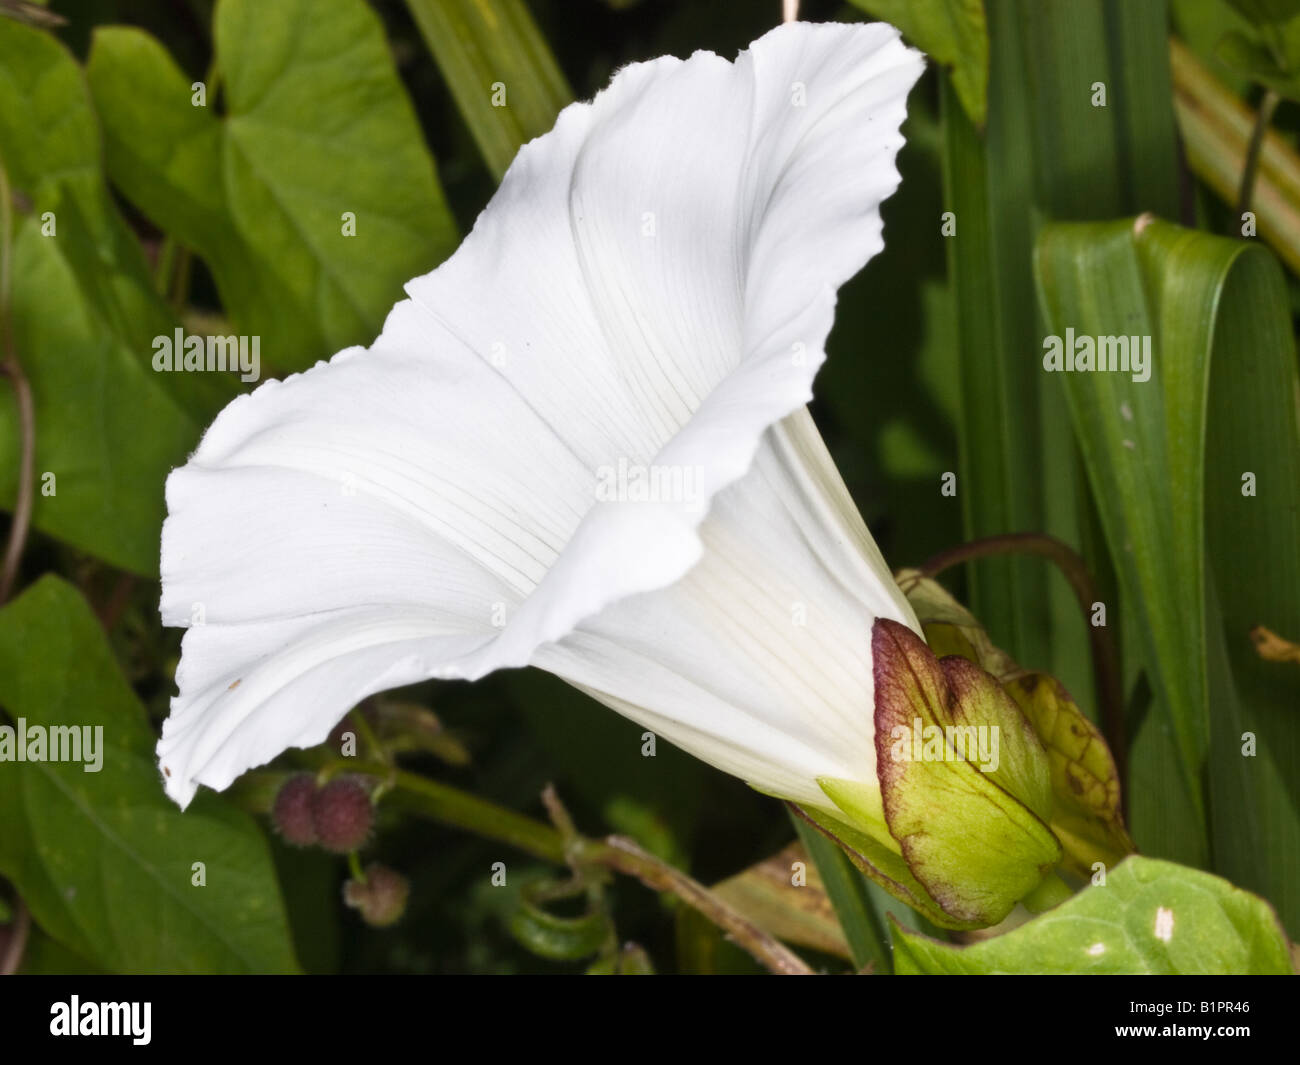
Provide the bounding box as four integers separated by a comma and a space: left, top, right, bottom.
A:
0, 15, 243, 423
18, 927, 107, 975
3, 219, 201, 576
940, 0, 1181, 720
1215, 29, 1300, 99
893, 856, 1295, 974
0, 576, 299, 973
1224, 0, 1300, 26
404, 0, 572, 181
0, 19, 205, 576
1034, 215, 1300, 934
1172, 0, 1258, 96
848, 0, 989, 128
86, 0, 459, 376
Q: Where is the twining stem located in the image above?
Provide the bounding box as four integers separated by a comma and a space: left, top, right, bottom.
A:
581, 834, 813, 975
919, 532, 1127, 797
1238, 88, 1280, 220
543, 786, 813, 976
0, 160, 34, 605
0, 160, 35, 973
0, 897, 30, 977
95, 573, 136, 632
328, 762, 811, 974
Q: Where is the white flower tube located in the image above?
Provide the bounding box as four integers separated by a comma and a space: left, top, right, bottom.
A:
158, 21, 926, 812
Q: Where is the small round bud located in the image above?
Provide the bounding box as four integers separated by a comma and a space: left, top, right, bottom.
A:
343, 864, 409, 927
311, 776, 373, 853
271, 773, 318, 847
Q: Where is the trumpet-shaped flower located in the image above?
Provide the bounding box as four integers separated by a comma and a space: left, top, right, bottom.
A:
158, 23, 927, 828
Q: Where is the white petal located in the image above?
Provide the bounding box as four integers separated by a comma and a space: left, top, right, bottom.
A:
158, 21, 925, 807
532, 408, 920, 808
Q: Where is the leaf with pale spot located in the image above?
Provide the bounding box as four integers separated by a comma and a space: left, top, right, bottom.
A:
893, 856, 1295, 974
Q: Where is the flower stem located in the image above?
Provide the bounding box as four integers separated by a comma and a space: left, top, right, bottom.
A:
0, 160, 35, 977
0, 896, 30, 976
335, 763, 812, 973
347, 850, 366, 884
573, 834, 814, 976
359, 762, 567, 864
919, 532, 1126, 801
1238, 88, 1280, 220
0, 160, 34, 606
541, 785, 813, 974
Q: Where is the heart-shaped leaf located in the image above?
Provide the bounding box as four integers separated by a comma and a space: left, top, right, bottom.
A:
893, 856, 1295, 974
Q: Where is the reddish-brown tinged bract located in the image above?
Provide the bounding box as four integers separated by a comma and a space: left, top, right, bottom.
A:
312, 776, 374, 854
271, 773, 319, 847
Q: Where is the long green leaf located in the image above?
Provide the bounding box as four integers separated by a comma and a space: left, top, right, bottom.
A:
1035, 216, 1300, 934
940, 0, 1179, 703
405, 0, 572, 181
791, 811, 889, 971
941, 0, 1193, 868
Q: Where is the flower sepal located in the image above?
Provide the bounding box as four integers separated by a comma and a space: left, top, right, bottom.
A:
897, 569, 1136, 877
808, 619, 1062, 929
797, 570, 1138, 932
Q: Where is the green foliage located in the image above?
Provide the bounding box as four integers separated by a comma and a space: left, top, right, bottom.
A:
893, 857, 1295, 974
86, 0, 459, 376
0, 577, 299, 973
1225, 0, 1300, 26
0, 18, 201, 576
0, 0, 1295, 976
404, 0, 572, 180
1035, 216, 1300, 934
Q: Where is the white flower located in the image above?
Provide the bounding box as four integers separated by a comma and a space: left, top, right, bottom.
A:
158, 20, 926, 811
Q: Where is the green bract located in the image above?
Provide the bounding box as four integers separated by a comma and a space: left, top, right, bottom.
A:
807, 618, 1060, 929
797, 571, 1142, 930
